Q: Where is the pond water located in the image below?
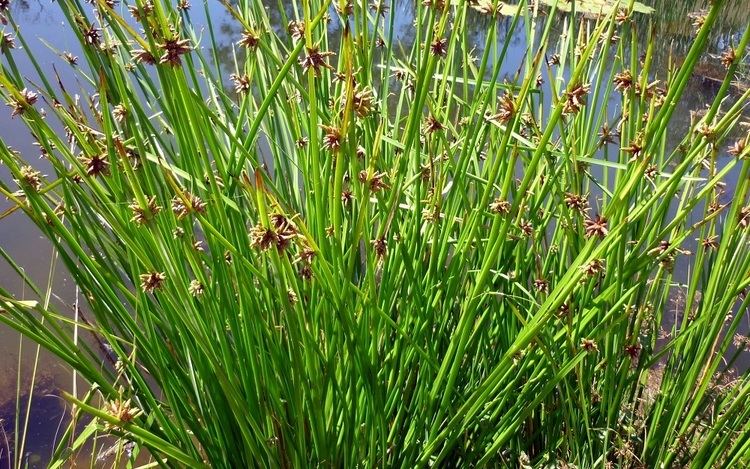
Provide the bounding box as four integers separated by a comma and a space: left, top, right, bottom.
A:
0, 0, 747, 465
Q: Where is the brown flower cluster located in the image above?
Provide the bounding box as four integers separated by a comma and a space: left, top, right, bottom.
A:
250, 214, 298, 252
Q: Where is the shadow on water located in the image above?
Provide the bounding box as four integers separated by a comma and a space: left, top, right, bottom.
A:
0, 0, 748, 465
0, 375, 66, 469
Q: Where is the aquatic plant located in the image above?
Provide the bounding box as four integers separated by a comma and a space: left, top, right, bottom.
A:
0, 0, 749, 466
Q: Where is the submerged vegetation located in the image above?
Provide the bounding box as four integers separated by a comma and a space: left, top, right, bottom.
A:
0, 0, 750, 466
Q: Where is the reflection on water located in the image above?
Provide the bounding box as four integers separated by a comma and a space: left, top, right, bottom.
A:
0, 0, 747, 464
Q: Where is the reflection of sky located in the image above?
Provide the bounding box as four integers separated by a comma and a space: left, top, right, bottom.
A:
0, 0, 747, 462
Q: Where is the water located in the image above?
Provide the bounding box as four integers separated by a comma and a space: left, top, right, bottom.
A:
0, 0, 747, 465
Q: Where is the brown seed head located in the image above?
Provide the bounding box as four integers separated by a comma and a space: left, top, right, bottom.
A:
613, 70, 633, 92
238, 30, 260, 50
580, 258, 605, 277
701, 235, 719, 250
615, 7, 629, 25
188, 279, 204, 297
103, 398, 142, 430
430, 36, 448, 57
128, 2, 154, 21
7, 88, 38, 117
249, 223, 278, 251
563, 82, 590, 115
727, 138, 746, 157
487, 92, 515, 124
230, 73, 251, 94
1, 32, 14, 50
372, 237, 387, 258
738, 206, 750, 229
584, 215, 608, 238
129, 196, 161, 225
720, 48, 736, 69
353, 86, 375, 118
564, 192, 588, 214
83, 24, 101, 47
132, 49, 156, 65
63, 52, 79, 65
158, 37, 192, 67
424, 114, 444, 134
299, 47, 335, 76
490, 197, 511, 215
113, 104, 128, 122
580, 338, 598, 352
18, 165, 42, 191
287, 20, 305, 42
624, 343, 641, 359
533, 278, 549, 293
79, 153, 110, 177
320, 125, 342, 152
139, 271, 166, 292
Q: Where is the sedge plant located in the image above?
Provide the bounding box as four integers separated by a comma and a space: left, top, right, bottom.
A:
1, 0, 750, 466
